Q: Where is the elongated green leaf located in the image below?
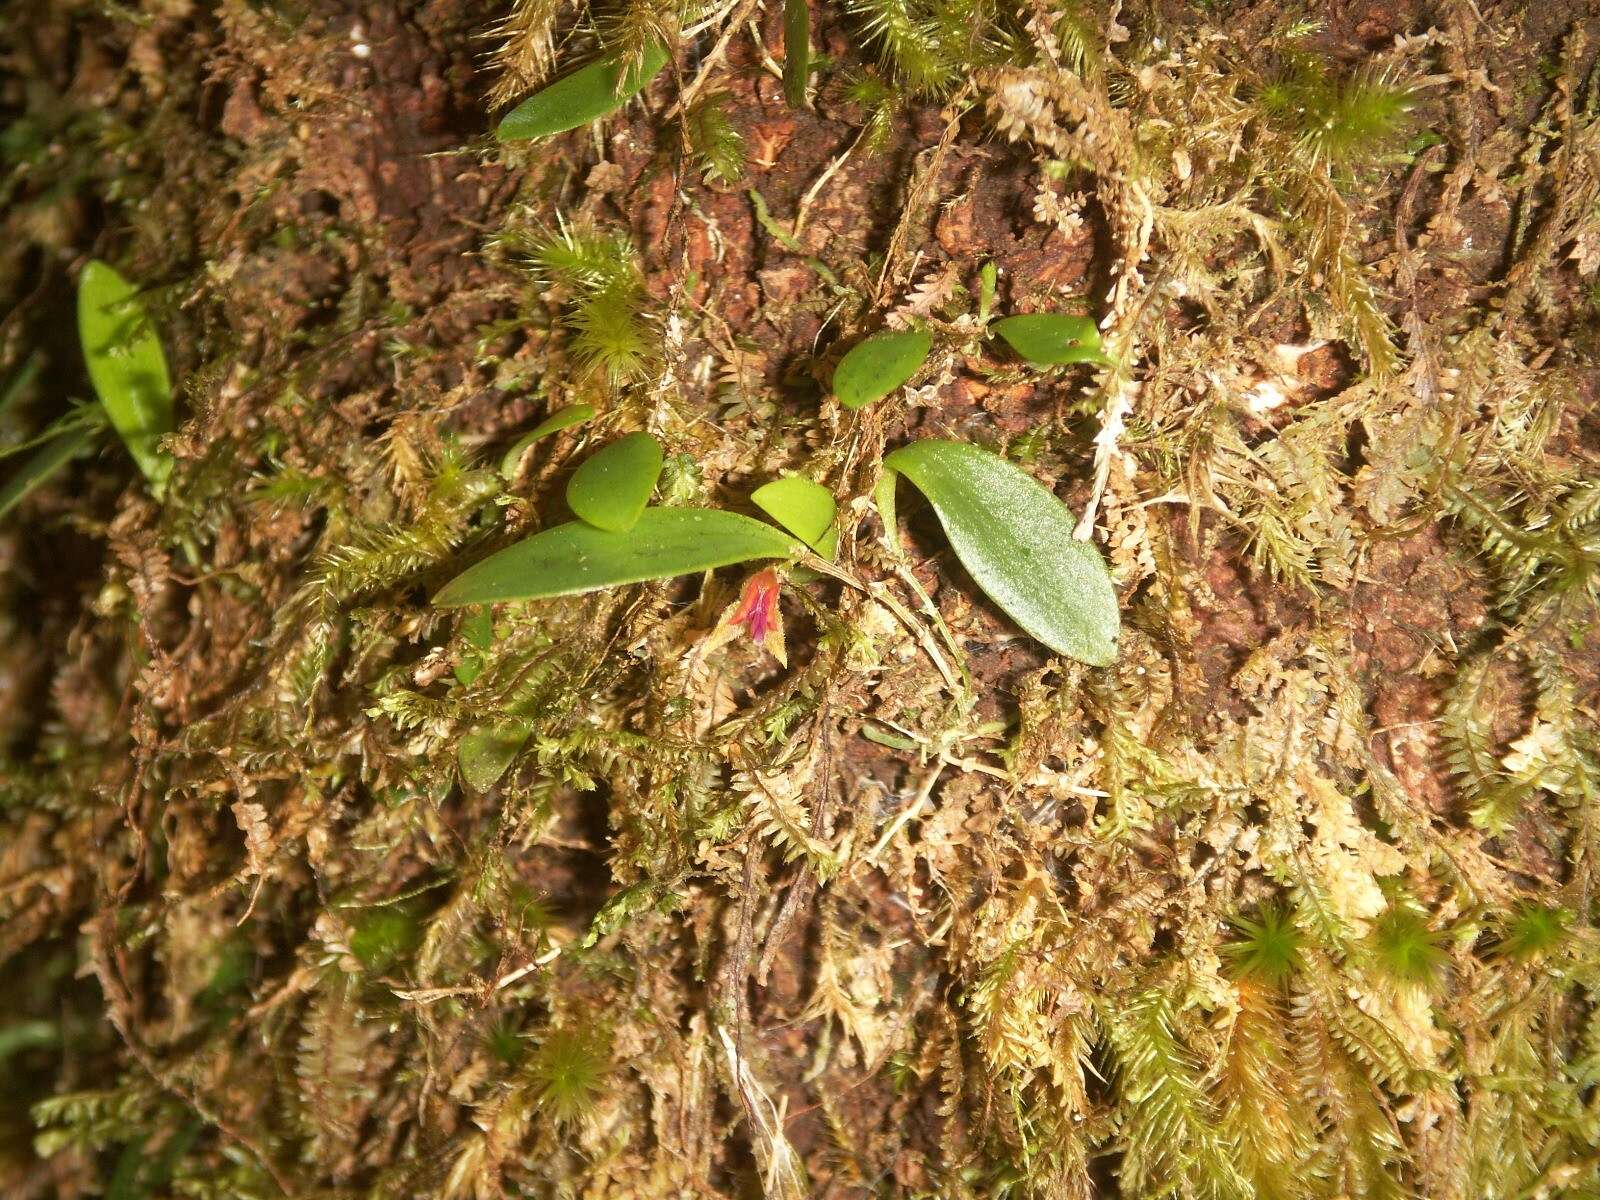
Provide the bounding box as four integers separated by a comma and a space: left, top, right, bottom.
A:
882, 439, 1119, 665
751, 475, 835, 551
0, 426, 99, 520
501, 404, 596, 478
566, 431, 663, 532
833, 328, 932, 410
78, 260, 174, 492
992, 313, 1111, 367
783, 0, 810, 107
497, 43, 671, 141
874, 468, 900, 554
0, 351, 42, 420
434, 507, 802, 606
0, 403, 104, 463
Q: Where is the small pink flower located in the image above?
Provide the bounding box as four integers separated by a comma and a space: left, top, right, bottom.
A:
732, 568, 781, 644
704, 568, 787, 665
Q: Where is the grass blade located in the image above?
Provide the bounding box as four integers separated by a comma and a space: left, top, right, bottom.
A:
783, 0, 810, 107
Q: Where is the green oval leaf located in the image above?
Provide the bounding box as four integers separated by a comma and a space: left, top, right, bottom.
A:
460, 607, 496, 650
497, 43, 671, 141
501, 404, 596, 479
434, 507, 802, 607
452, 608, 495, 685
881, 439, 1119, 665
992, 314, 1112, 367
459, 719, 534, 792
566, 431, 663, 532
833, 328, 932, 410
458, 677, 543, 791
751, 475, 836, 552
78, 260, 174, 492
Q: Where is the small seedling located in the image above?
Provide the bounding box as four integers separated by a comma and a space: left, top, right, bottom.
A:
434, 507, 801, 606
496, 43, 670, 141
526, 1028, 611, 1124
1258, 59, 1416, 167
565, 430, 662, 532
877, 439, 1119, 665
991, 313, 1112, 367
832, 328, 932, 409
1495, 902, 1568, 962
750, 474, 837, 557
501, 403, 595, 479
78, 259, 175, 492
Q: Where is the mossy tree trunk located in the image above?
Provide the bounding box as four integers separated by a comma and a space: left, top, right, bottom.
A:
3, 1, 1600, 1198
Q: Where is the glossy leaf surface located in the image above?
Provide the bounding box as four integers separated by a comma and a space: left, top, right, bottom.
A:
751, 475, 835, 552
497, 44, 670, 141
78, 260, 174, 490
833, 329, 931, 410
501, 404, 595, 478
882, 439, 1119, 665
565, 431, 662, 532
992, 313, 1111, 367
434, 507, 802, 606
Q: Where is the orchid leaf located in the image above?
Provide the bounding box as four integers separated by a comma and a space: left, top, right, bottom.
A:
458, 716, 534, 792
501, 404, 595, 479
497, 44, 670, 141
78, 260, 174, 493
434, 507, 802, 606
992, 313, 1112, 367
881, 439, 1119, 665
833, 328, 931, 410
565, 431, 662, 532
